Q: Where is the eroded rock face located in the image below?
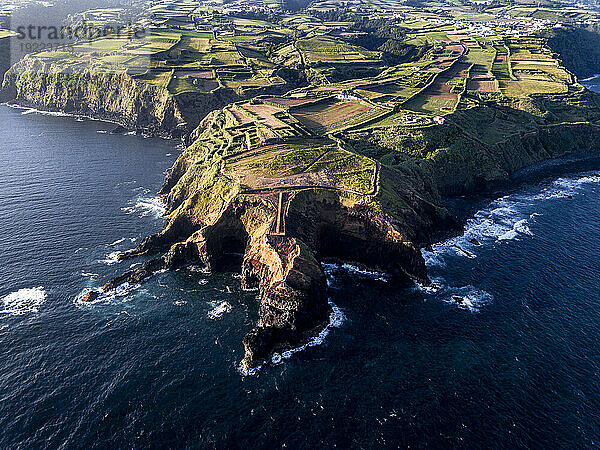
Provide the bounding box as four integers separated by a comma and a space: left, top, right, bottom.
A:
1, 59, 187, 138
78, 96, 600, 369
85, 188, 432, 368
285, 191, 432, 285
240, 233, 329, 368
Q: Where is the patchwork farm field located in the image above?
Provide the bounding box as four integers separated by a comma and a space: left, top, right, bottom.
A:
12, 0, 596, 191
291, 98, 387, 132
296, 36, 381, 64
404, 61, 470, 114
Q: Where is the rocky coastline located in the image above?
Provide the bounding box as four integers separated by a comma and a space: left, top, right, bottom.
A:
5, 54, 600, 369
83, 98, 600, 370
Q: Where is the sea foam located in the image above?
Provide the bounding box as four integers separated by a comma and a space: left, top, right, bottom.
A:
207, 301, 233, 319
418, 171, 600, 311
122, 195, 165, 219
322, 262, 390, 284
1, 287, 47, 315
99, 251, 121, 265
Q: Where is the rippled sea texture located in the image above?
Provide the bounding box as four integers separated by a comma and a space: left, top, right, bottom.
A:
2, 103, 600, 447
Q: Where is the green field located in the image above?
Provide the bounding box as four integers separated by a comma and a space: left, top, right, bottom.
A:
13, 0, 595, 138
297, 37, 380, 64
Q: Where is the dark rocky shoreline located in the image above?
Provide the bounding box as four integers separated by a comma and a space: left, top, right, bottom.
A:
7, 62, 600, 369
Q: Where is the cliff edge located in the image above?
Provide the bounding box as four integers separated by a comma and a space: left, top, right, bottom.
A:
82, 82, 600, 369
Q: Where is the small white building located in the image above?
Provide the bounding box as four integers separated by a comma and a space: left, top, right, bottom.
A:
336, 90, 358, 101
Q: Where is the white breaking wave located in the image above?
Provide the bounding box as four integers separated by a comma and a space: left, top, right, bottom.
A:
75, 282, 140, 306
81, 271, 98, 278
19, 107, 76, 118
188, 264, 210, 274
121, 196, 165, 219
443, 286, 493, 312
107, 237, 136, 247
75, 269, 167, 306
5, 104, 114, 124
239, 300, 346, 376
422, 173, 600, 268
207, 301, 233, 319
1, 287, 47, 315
414, 279, 492, 313
20, 108, 72, 118
418, 171, 600, 312
580, 74, 600, 83
534, 173, 600, 200
322, 262, 390, 284
99, 251, 121, 265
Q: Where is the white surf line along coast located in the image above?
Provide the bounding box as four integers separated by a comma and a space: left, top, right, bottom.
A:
419, 171, 600, 312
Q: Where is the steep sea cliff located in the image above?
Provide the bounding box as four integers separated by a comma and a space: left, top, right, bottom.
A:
4, 49, 600, 367
0, 57, 282, 139
4, 103, 600, 446
85, 86, 600, 369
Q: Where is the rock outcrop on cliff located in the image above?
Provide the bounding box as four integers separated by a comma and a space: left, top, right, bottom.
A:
15, 45, 600, 370
92, 85, 600, 369
0, 57, 292, 139
1, 58, 188, 137
80, 105, 453, 369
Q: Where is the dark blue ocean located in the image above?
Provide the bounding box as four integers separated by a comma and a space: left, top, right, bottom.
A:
2, 92, 600, 448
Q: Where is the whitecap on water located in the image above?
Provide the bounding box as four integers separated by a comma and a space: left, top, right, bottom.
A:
444, 286, 493, 313
416, 172, 600, 311
81, 271, 98, 278
580, 74, 600, 82
414, 277, 444, 294
207, 301, 233, 319
533, 173, 600, 200
121, 195, 165, 219
188, 264, 210, 274
75, 281, 141, 306
18, 107, 73, 118
1, 287, 47, 316
322, 262, 389, 283
422, 195, 537, 267
425, 172, 600, 270
99, 251, 121, 265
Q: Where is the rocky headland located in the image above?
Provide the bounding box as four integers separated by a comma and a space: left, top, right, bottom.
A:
80, 87, 600, 370
5, 29, 600, 371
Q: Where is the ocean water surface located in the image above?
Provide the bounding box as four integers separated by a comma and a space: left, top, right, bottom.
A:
1, 97, 600, 447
